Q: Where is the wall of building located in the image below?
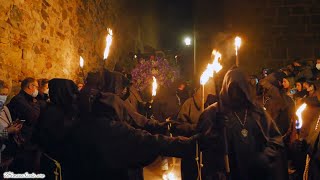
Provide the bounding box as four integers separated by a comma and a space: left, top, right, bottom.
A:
0, 0, 159, 92
223, 0, 320, 71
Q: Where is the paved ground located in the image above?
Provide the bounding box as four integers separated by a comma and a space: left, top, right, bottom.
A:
144, 157, 181, 180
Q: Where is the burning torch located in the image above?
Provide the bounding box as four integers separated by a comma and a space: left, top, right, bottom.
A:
198, 50, 223, 180
79, 56, 86, 83
103, 28, 113, 61
295, 103, 307, 139
200, 50, 222, 111
100, 28, 113, 76
235, 36, 241, 67
146, 76, 158, 118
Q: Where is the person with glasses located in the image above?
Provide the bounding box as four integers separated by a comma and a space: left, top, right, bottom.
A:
6, 77, 41, 173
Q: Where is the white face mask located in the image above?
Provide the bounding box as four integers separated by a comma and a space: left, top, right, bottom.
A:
316, 64, 320, 70
32, 89, 39, 97
0, 95, 7, 108
307, 85, 314, 92
44, 89, 49, 95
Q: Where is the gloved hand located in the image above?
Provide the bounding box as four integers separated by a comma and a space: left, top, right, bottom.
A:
291, 139, 308, 153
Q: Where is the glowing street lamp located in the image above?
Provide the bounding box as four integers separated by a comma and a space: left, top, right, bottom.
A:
184, 37, 191, 46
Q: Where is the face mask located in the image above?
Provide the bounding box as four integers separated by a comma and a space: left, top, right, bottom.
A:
0, 95, 8, 108
32, 89, 39, 97
44, 89, 49, 95
316, 64, 320, 70
307, 85, 314, 92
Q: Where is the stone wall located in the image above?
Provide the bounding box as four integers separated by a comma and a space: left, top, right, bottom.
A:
0, 0, 157, 92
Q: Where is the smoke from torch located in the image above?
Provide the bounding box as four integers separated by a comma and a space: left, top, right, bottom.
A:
103, 28, 113, 60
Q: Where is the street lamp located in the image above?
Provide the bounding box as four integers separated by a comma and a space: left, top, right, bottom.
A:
183, 36, 196, 78
184, 37, 191, 46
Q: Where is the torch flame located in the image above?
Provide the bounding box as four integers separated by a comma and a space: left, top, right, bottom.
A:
103, 28, 113, 60
152, 76, 158, 96
79, 56, 84, 68
235, 36, 241, 56
296, 103, 307, 129
162, 172, 177, 180
200, 50, 222, 85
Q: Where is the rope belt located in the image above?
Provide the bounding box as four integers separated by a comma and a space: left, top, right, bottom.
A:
43, 153, 62, 180
195, 141, 203, 180
303, 154, 310, 180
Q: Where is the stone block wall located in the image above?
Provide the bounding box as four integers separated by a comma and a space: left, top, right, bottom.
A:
0, 0, 154, 92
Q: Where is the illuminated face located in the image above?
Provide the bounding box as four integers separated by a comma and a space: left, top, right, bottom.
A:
40, 83, 49, 94
30, 81, 39, 92
0, 87, 9, 96
282, 78, 290, 89
303, 82, 309, 89
296, 82, 302, 92
77, 83, 84, 91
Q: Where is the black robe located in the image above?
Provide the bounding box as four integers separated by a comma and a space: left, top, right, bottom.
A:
196, 67, 287, 180
302, 99, 320, 180
76, 70, 197, 180
34, 79, 79, 180
259, 72, 295, 137
72, 92, 198, 180
174, 79, 217, 180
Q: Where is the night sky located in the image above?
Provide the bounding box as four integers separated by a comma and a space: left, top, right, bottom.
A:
157, 0, 194, 50
156, 0, 224, 51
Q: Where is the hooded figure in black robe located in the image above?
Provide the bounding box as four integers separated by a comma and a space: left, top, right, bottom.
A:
34, 78, 79, 179
74, 69, 201, 180
291, 94, 320, 180
171, 79, 217, 180
196, 67, 287, 180
258, 71, 295, 137
304, 111, 320, 180
174, 79, 218, 137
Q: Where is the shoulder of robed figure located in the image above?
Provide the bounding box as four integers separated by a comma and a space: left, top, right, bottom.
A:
200, 102, 219, 118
